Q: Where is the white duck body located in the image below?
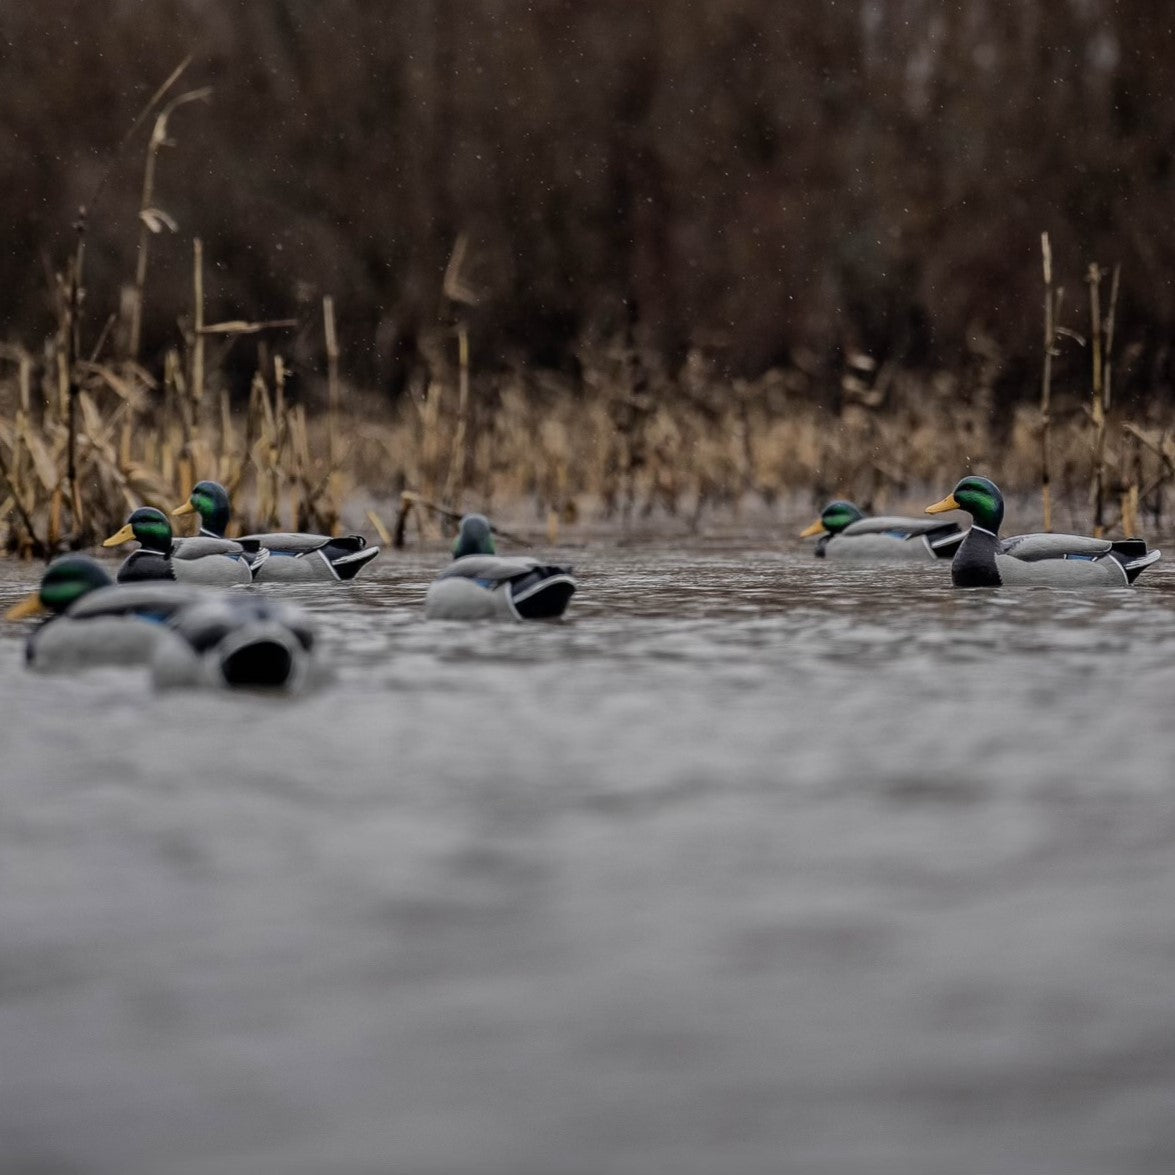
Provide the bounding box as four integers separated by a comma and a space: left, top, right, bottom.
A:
425, 555, 577, 621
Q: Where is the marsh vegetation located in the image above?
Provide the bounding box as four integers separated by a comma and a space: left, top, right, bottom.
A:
3, 2, 1174, 554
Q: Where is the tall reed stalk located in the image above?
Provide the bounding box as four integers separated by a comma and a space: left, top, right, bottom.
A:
441, 322, 470, 508
323, 295, 340, 469
127, 86, 211, 360
439, 234, 479, 511
63, 213, 86, 540
1039, 232, 1058, 531
1087, 263, 1107, 536
1087, 262, 1121, 536
191, 238, 205, 418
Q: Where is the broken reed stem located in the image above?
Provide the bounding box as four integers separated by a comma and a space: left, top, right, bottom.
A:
365, 508, 393, 546
128, 86, 211, 362
88, 314, 117, 365
392, 492, 415, 549
1088, 262, 1107, 537
198, 318, 298, 337
323, 295, 340, 469
1121, 421, 1175, 479
1040, 232, 1055, 532
86, 55, 192, 216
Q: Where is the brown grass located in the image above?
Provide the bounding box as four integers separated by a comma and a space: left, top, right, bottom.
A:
6, 325, 1175, 557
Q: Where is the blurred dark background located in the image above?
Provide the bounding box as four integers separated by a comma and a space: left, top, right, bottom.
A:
1, 0, 1173, 398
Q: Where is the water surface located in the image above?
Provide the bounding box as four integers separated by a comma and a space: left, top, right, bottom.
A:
2, 543, 1175, 1175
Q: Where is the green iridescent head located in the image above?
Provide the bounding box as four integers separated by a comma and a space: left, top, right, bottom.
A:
453, 513, 496, 559
800, 500, 866, 538
173, 480, 231, 536
103, 506, 174, 553
927, 476, 1004, 532
5, 555, 113, 620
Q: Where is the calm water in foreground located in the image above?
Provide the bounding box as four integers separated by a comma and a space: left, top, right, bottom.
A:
2, 539, 1175, 1175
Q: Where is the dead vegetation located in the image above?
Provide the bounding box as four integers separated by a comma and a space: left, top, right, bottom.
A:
2, 61, 1172, 558
7, 303, 1175, 558
343, 317, 1175, 547
0, 59, 349, 558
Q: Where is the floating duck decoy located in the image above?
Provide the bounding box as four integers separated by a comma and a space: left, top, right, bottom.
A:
800, 499, 964, 560
4, 554, 207, 670
424, 513, 577, 620
150, 594, 323, 690
6, 554, 321, 688
103, 507, 260, 585
926, 476, 1161, 587
172, 480, 379, 582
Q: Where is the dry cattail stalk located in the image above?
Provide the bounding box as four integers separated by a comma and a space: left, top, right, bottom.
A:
441, 322, 470, 509
1087, 262, 1107, 536
127, 86, 211, 360
323, 295, 340, 469
191, 238, 205, 416
1039, 232, 1056, 531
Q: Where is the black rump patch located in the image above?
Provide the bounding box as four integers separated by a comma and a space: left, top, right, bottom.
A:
509, 568, 576, 619
221, 640, 295, 688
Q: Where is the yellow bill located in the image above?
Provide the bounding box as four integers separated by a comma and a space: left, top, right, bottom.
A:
925, 494, 960, 515
5, 592, 46, 621
172, 501, 196, 517
799, 520, 827, 539
102, 523, 136, 547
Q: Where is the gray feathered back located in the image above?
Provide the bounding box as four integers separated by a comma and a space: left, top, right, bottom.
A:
841, 516, 956, 538
1000, 533, 1112, 561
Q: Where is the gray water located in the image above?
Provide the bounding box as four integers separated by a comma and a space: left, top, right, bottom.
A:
2, 542, 1175, 1175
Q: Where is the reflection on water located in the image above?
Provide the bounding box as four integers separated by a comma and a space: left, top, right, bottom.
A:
2, 544, 1175, 1175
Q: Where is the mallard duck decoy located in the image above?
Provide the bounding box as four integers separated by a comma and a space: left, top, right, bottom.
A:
4, 554, 206, 670
800, 500, 964, 560
150, 594, 323, 691
103, 507, 260, 585
926, 476, 1161, 587
6, 554, 321, 688
424, 513, 577, 620
172, 480, 379, 582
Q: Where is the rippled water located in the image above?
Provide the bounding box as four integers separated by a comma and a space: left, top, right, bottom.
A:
3, 541, 1175, 1175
